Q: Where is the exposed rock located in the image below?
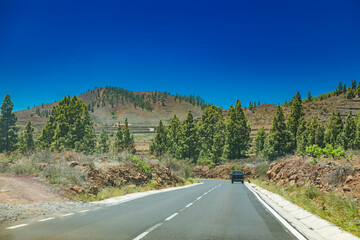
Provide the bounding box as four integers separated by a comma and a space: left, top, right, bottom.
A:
266, 156, 360, 199
193, 164, 258, 180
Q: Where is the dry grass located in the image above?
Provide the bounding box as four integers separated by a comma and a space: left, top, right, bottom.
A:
253, 179, 360, 237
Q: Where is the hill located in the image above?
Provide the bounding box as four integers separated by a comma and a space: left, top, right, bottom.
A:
16, 87, 208, 130
223, 93, 360, 140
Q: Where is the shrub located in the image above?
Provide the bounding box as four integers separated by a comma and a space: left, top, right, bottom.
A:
305, 185, 319, 199
128, 154, 151, 174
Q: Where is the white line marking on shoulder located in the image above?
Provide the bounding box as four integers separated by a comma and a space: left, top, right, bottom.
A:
79, 209, 90, 213
6, 224, 28, 230
245, 183, 306, 240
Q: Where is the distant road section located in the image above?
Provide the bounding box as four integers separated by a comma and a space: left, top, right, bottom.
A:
0, 180, 298, 240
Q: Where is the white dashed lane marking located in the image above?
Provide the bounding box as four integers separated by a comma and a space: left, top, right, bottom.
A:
79, 209, 90, 213
38, 217, 54, 222
6, 224, 28, 230
132, 183, 223, 240
61, 213, 74, 217
165, 213, 179, 221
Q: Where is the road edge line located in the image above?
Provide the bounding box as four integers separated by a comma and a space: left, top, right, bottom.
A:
245, 183, 307, 240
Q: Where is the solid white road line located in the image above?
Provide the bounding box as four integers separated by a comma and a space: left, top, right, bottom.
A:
79, 209, 90, 213
165, 213, 179, 221
6, 224, 28, 230
245, 183, 306, 240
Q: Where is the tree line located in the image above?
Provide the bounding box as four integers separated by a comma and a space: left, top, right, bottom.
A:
255, 92, 360, 161
0, 94, 135, 155
150, 100, 251, 166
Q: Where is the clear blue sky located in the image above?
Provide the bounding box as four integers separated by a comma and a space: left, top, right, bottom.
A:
1, 0, 360, 111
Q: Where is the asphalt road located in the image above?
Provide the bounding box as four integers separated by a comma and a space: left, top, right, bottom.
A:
0, 180, 299, 240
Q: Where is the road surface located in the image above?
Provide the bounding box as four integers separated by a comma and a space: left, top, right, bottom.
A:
0, 180, 299, 240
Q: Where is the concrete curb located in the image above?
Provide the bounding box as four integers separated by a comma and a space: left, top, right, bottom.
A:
246, 183, 359, 240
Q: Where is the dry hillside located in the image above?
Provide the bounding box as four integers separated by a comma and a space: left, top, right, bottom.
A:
16, 88, 204, 129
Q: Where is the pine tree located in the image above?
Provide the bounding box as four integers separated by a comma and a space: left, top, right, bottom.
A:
166, 114, 181, 155
254, 127, 266, 156
336, 81, 344, 95
352, 80, 357, 89
263, 105, 293, 161
37, 95, 95, 153
223, 100, 251, 159
113, 123, 124, 152
307, 92, 312, 101
98, 129, 109, 153
123, 118, 135, 153
150, 120, 167, 156
287, 92, 304, 150
18, 121, 35, 154
338, 111, 356, 150
307, 117, 325, 148
197, 105, 225, 161
177, 111, 198, 162
296, 117, 308, 153
325, 111, 343, 147
0, 94, 18, 152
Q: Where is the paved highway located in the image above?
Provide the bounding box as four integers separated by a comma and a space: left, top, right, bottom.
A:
0, 180, 299, 240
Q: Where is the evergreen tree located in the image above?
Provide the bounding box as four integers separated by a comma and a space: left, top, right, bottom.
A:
263, 105, 293, 161
336, 81, 344, 95
287, 92, 304, 150
223, 100, 251, 159
113, 123, 124, 152
315, 124, 325, 148
338, 111, 356, 150
352, 80, 357, 89
325, 111, 343, 147
254, 127, 266, 156
0, 95, 18, 152
307, 117, 325, 148
177, 111, 199, 161
37, 95, 95, 153
150, 120, 167, 156
166, 114, 181, 155
307, 92, 312, 101
98, 129, 109, 153
296, 117, 308, 153
346, 88, 355, 99
123, 118, 135, 153
197, 105, 225, 162
18, 121, 35, 154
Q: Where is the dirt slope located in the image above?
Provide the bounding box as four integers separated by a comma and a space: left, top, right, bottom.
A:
0, 174, 62, 204
266, 156, 360, 199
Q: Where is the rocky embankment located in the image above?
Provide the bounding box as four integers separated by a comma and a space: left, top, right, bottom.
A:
193, 164, 258, 180
0, 152, 185, 223
266, 156, 360, 199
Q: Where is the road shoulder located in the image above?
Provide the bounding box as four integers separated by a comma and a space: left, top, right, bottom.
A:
246, 183, 359, 240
